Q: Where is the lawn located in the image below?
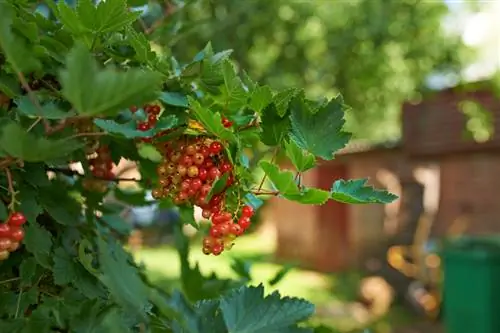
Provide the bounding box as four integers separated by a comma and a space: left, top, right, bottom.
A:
134, 230, 415, 332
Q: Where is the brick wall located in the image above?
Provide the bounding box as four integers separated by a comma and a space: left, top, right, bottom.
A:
403, 89, 500, 156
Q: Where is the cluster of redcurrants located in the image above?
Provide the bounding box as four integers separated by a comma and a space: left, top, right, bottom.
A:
201, 204, 254, 256
0, 212, 26, 261
130, 103, 162, 143
88, 145, 114, 180
151, 134, 254, 255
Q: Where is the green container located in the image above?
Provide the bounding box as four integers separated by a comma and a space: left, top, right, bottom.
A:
443, 236, 500, 333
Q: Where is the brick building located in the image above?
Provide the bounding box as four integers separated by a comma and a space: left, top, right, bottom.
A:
270, 84, 500, 272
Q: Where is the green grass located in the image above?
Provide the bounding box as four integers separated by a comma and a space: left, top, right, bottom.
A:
134, 231, 416, 332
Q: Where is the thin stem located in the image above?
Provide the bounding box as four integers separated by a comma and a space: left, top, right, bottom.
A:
0, 277, 20, 285
16, 72, 50, 133
66, 131, 107, 140
257, 148, 279, 192
14, 289, 23, 319
5, 168, 17, 211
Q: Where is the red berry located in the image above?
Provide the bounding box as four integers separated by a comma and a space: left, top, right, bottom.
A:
211, 212, 232, 225
9, 228, 24, 242
200, 184, 212, 196
151, 105, 161, 115
230, 224, 243, 236
238, 217, 251, 229
218, 222, 231, 236
202, 247, 212, 255
186, 145, 197, 155
209, 142, 223, 155
180, 180, 191, 192
200, 147, 210, 157
177, 165, 187, 177
190, 178, 202, 191
212, 244, 224, 256
130, 105, 138, 113
180, 155, 193, 166
202, 210, 212, 219
137, 122, 150, 131
241, 205, 254, 218
0, 224, 11, 238
204, 159, 214, 168
0, 238, 12, 251
208, 167, 221, 180
210, 225, 224, 238
220, 162, 232, 173
7, 212, 26, 226
147, 114, 157, 124
193, 153, 204, 165
198, 168, 208, 181
8, 242, 19, 252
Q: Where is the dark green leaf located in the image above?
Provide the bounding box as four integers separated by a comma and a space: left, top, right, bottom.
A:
60, 43, 163, 116
0, 3, 41, 73
330, 178, 398, 204
0, 201, 7, 220
268, 265, 293, 287
220, 284, 314, 333
24, 223, 53, 268
284, 140, 316, 172
0, 74, 21, 97
20, 258, 38, 286
0, 122, 84, 162
15, 96, 75, 119
205, 172, 230, 202
160, 92, 189, 108
53, 247, 79, 285
78, 0, 140, 34
178, 205, 198, 229
137, 143, 162, 162
289, 96, 351, 160
274, 88, 299, 117
221, 60, 248, 111
100, 214, 133, 235
261, 104, 290, 146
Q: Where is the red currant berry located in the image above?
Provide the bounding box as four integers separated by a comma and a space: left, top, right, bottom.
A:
180, 155, 193, 166
193, 153, 204, 165
7, 212, 26, 227
226, 175, 234, 186
177, 165, 187, 177
204, 159, 214, 168
202, 247, 212, 255
212, 244, 224, 256
209, 141, 223, 155
186, 145, 197, 156
180, 180, 191, 192
210, 225, 224, 238
130, 105, 138, 113
208, 167, 221, 180
147, 114, 158, 124
137, 122, 150, 131
190, 178, 202, 191
0, 238, 12, 251
200, 147, 210, 157
198, 168, 208, 181
9, 228, 24, 242
202, 210, 212, 219
218, 223, 231, 236
211, 212, 232, 225
200, 184, 212, 195
220, 162, 232, 173
151, 105, 161, 115
241, 205, 254, 218
230, 224, 243, 236
8, 242, 19, 252
238, 217, 251, 229
0, 224, 11, 238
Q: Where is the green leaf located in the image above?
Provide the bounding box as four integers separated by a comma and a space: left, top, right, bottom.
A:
249, 85, 273, 114
56, 1, 89, 35
60, 43, 163, 116
99, 214, 133, 235
205, 172, 230, 202
15, 96, 75, 119
285, 188, 330, 205
289, 96, 351, 160
79, 0, 140, 34
0, 122, 84, 162
24, 223, 53, 268
159, 92, 189, 108
0, 3, 41, 73
274, 88, 299, 117
268, 265, 293, 287
220, 284, 314, 333
20, 258, 38, 286
0, 74, 21, 97
178, 205, 198, 229
259, 161, 299, 195
94, 115, 178, 138
98, 237, 150, 318
126, 26, 155, 63
137, 143, 162, 162
221, 60, 248, 111
189, 97, 237, 142
52, 247, 79, 285
0, 201, 7, 220
230, 258, 252, 281
284, 140, 316, 172
260, 104, 290, 146
330, 179, 398, 204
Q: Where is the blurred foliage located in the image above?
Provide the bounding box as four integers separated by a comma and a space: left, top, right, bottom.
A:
141, 0, 471, 141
